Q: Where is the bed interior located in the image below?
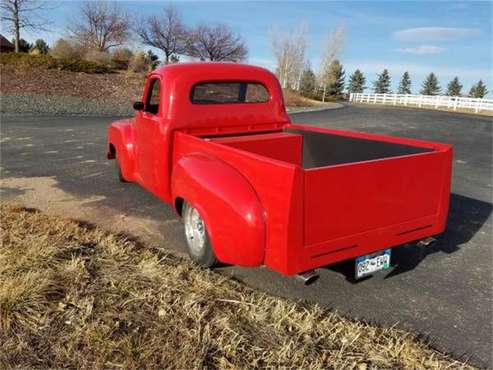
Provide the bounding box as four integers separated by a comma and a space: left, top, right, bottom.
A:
210, 128, 434, 169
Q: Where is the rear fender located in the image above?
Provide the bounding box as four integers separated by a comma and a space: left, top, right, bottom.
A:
172, 153, 265, 267
107, 120, 136, 181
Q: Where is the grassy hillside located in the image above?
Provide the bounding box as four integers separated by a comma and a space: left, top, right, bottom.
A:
0, 204, 470, 369
1, 54, 324, 114
1, 64, 144, 101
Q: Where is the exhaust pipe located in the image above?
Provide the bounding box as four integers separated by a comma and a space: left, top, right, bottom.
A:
296, 270, 319, 285
417, 237, 437, 248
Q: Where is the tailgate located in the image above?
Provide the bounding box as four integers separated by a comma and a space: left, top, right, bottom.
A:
304, 150, 451, 248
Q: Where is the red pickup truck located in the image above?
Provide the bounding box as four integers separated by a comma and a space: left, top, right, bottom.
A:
107, 63, 452, 283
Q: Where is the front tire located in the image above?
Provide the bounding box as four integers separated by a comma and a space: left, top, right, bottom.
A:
183, 202, 218, 267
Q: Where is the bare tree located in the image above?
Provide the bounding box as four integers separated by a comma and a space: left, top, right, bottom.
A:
137, 6, 187, 64
69, 1, 131, 52
0, 0, 52, 52
270, 23, 308, 90
293, 24, 308, 90
186, 23, 247, 62
319, 24, 345, 101
270, 26, 292, 88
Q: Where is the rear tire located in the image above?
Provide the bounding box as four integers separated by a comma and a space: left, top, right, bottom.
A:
115, 153, 128, 183
183, 202, 218, 267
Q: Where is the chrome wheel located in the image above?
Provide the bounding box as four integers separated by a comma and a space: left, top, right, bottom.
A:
184, 204, 206, 256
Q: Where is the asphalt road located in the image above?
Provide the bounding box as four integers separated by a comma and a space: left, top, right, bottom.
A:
1, 104, 492, 368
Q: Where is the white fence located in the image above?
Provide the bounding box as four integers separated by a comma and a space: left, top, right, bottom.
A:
349, 93, 493, 113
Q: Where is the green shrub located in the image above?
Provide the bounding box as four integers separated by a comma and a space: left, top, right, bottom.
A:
0, 52, 111, 74
84, 49, 112, 67
0, 53, 57, 68
56, 58, 111, 74
50, 38, 80, 60
129, 52, 149, 73
111, 48, 133, 70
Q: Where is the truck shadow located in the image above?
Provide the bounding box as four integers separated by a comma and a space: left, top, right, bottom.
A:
325, 193, 492, 283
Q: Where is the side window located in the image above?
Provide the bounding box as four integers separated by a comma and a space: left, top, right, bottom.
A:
146, 79, 160, 114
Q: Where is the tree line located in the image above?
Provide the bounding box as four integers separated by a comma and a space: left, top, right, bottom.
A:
295, 62, 488, 100
269, 22, 489, 100
348, 68, 488, 98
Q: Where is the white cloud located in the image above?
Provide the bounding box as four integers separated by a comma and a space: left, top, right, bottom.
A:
394, 45, 445, 55
393, 27, 480, 42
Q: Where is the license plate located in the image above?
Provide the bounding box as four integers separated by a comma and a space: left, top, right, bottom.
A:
355, 249, 391, 279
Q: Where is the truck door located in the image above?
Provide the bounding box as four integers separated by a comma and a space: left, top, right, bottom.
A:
135, 77, 163, 194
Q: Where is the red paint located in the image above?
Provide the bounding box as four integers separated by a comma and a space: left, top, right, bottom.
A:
172, 152, 266, 266
211, 132, 303, 166
108, 62, 453, 276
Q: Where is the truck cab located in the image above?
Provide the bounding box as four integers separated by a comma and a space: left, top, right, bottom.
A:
108, 62, 452, 282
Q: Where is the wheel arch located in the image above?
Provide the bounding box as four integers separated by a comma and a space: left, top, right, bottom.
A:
174, 197, 185, 217
107, 120, 136, 181
172, 153, 266, 267
107, 143, 116, 159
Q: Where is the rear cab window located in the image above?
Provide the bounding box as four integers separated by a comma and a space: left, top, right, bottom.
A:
191, 82, 270, 104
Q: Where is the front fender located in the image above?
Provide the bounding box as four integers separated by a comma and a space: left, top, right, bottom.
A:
107, 119, 136, 181
172, 153, 265, 267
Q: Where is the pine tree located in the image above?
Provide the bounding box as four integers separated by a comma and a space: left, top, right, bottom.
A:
12, 38, 31, 53
146, 50, 160, 70
326, 60, 345, 98
300, 68, 316, 97
347, 69, 366, 94
373, 69, 391, 94
469, 80, 488, 98
32, 39, 49, 54
475, 80, 488, 98
398, 72, 411, 94
420, 73, 441, 95
446, 77, 462, 96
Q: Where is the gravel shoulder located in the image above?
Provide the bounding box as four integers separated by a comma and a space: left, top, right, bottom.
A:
286, 102, 343, 113
1, 93, 135, 116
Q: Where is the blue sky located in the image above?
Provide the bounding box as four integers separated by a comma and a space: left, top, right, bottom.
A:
3, 1, 492, 95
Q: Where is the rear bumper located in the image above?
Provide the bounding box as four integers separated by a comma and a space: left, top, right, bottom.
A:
290, 214, 445, 275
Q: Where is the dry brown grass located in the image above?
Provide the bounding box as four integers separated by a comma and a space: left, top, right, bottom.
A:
0, 204, 472, 369
0, 64, 144, 102
283, 89, 328, 107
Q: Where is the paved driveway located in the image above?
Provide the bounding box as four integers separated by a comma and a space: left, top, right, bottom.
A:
1, 104, 491, 367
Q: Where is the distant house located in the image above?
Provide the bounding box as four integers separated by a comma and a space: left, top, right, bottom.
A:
0, 35, 15, 52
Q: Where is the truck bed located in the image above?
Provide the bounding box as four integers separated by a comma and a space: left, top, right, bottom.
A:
210, 127, 433, 168
177, 124, 452, 275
